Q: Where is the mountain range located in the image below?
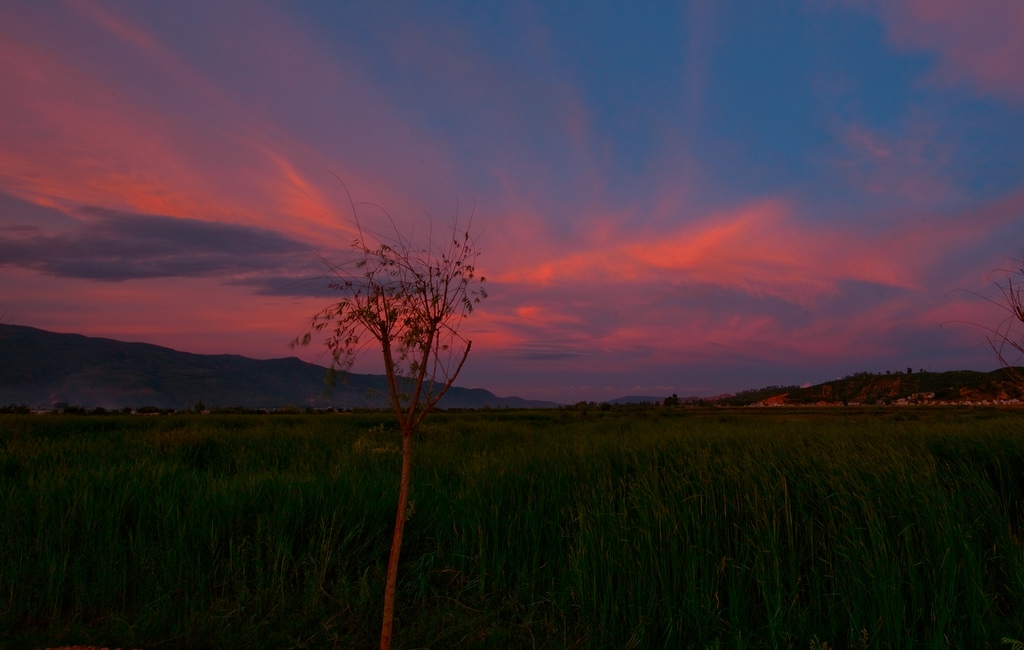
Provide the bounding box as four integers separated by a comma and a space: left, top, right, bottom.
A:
3, 324, 1018, 412
0, 324, 559, 410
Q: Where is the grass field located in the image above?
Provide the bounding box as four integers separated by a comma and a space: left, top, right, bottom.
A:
1, 407, 1023, 649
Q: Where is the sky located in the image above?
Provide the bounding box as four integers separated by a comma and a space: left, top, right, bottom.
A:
1, 0, 1023, 403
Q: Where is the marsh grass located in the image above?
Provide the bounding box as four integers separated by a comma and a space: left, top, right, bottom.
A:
1, 408, 1023, 648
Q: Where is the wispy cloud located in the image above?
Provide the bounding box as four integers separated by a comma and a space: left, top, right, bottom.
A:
490, 199, 922, 305
0, 2, 460, 245
1, 2, 1021, 401
833, 119, 954, 204
873, 0, 1024, 103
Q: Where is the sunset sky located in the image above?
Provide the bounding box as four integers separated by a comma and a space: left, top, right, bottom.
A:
2, 1, 1023, 403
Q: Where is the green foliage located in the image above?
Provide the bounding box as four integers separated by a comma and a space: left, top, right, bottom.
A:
3, 409, 1024, 648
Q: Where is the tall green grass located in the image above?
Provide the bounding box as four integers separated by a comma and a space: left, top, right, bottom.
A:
1, 408, 1023, 648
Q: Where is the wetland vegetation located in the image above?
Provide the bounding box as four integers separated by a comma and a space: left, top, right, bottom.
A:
2, 407, 1023, 648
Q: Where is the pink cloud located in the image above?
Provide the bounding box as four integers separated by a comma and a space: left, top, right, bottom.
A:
66, 0, 168, 64
2, 2, 1017, 402
0, 12, 277, 224
491, 199, 922, 305
875, 0, 1024, 103
831, 118, 955, 204
4, 266, 328, 360
466, 185, 1023, 384
0, 3, 464, 247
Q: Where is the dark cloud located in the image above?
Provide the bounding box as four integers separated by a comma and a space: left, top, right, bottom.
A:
0, 191, 79, 231
504, 342, 584, 361
0, 207, 317, 282
228, 273, 351, 298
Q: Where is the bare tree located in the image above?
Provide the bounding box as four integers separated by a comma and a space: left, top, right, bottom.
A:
0, 306, 17, 325
293, 195, 485, 650
984, 259, 1024, 378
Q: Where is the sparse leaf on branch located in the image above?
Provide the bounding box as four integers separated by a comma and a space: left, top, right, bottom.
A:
984, 259, 1024, 379
291, 187, 485, 650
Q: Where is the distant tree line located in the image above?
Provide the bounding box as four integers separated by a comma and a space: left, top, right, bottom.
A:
0, 404, 372, 416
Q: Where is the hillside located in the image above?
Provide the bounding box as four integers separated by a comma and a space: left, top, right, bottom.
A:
718, 368, 1024, 407
0, 324, 558, 410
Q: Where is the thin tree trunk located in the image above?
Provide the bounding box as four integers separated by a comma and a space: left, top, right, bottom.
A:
380, 428, 414, 650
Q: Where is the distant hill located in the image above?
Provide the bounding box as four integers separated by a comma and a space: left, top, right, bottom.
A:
0, 324, 558, 410
716, 368, 1024, 407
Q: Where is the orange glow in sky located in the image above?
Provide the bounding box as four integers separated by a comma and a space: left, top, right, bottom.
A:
1, 1, 1022, 402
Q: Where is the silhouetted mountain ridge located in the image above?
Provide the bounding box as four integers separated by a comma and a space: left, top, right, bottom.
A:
0, 324, 557, 410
